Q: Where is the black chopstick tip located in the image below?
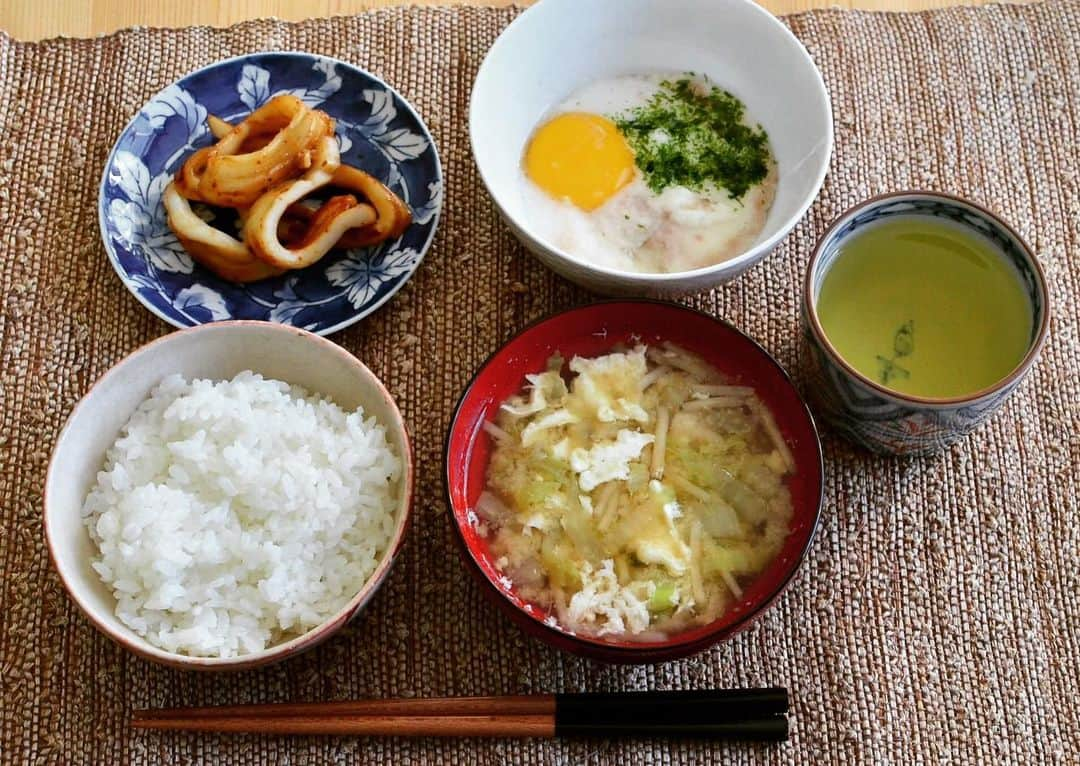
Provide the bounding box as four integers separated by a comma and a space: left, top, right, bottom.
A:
555, 687, 789, 725
554, 716, 788, 742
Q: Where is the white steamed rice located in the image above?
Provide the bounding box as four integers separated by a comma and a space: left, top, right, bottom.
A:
82, 371, 401, 658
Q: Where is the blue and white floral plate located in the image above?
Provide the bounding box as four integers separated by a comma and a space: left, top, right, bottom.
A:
99, 52, 442, 335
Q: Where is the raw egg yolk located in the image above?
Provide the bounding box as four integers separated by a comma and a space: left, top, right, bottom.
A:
524, 112, 635, 211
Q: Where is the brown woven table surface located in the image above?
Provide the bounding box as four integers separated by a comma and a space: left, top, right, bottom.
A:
1, 2, 1078, 763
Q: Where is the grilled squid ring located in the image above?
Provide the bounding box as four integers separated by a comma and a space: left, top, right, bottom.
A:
166, 107, 411, 282
244, 137, 377, 270
208, 112, 410, 248
208, 114, 278, 155
326, 165, 412, 246
178, 95, 334, 208
273, 168, 412, 249
206, 114, 234, 139
210, 114, 411, 248
162, 182, 284, 283
173, 146, 214, 200
176, 106, 267, 200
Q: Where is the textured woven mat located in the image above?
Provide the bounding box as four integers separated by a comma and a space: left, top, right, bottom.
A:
1, 2, 1078, 763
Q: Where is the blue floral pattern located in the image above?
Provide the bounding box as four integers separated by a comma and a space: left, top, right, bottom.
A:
99, 53, 442, 335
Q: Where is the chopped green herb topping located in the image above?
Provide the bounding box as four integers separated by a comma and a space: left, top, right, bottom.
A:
613, 77, 772, 199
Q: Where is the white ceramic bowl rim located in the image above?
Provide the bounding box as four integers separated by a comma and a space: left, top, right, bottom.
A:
469, 0, 834, 283
44, 321, 414, 668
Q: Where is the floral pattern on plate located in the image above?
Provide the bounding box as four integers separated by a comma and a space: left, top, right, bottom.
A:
99, 52, 442, 335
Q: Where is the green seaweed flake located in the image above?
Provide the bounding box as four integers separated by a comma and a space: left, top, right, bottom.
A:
613, 77, 772, 199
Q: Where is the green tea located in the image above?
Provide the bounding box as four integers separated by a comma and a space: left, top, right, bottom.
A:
816, 216, 1032, 399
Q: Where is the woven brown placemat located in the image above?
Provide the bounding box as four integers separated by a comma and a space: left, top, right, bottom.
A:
1, 2, 1078, 763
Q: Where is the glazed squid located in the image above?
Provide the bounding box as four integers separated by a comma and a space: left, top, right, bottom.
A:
162, 98, 412, 283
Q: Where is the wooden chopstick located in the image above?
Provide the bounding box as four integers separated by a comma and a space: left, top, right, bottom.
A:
134, 713, 556, 737
134, 695, 555, 721
132, 689, 790, 740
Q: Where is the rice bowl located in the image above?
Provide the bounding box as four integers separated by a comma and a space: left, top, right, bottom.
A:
83, 372, 401, 659
45, 321, 413, 670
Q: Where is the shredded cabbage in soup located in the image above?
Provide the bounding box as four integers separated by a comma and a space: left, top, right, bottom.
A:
477, 343, 795, 640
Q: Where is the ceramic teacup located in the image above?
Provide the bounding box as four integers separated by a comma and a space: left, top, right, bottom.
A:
801, 191, 1049, 456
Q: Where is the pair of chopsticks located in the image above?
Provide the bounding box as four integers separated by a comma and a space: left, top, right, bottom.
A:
133, 688, 789, 740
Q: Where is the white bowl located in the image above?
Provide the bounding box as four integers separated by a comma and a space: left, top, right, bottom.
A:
470, 0, 833, 295
44, 322, 414, 670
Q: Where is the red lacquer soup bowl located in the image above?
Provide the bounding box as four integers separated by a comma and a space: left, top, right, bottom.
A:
444, 300, 824, 663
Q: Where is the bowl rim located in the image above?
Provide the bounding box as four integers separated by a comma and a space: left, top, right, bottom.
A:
467, 0, 834, 284
98, 50, 444, 337
43, 320, 415, 670
803, 189, 1051, 407
442, 298, 825, 654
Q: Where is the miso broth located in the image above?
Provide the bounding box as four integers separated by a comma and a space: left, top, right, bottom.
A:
475, 344, 796, 640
